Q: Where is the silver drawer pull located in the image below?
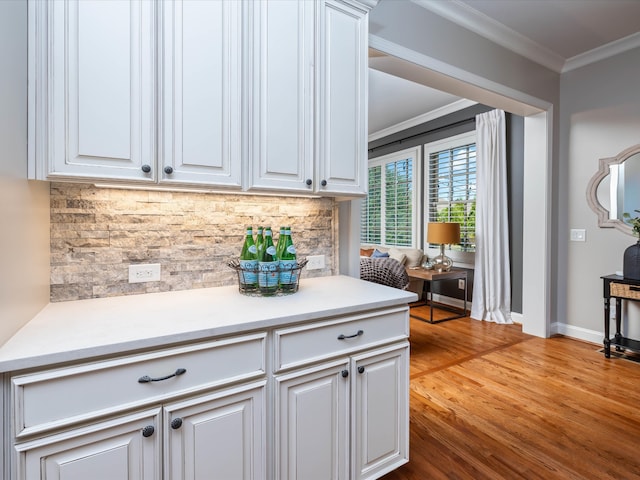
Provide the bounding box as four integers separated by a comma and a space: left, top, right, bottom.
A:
138, 368, 186, 383
337, 330, 363, 340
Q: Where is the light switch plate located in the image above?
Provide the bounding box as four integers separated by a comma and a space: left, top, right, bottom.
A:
570, 229, 586, 242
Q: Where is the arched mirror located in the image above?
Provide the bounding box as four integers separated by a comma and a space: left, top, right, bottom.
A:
587, 144, 640, 235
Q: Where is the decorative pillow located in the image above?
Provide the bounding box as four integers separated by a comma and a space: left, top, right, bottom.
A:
403, 249, 424, 268
360, 248, 374, 257
371, 249, 390, 258
388, 248, 407, 265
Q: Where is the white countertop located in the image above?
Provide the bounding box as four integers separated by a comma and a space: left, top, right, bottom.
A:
0, 276, 417, 372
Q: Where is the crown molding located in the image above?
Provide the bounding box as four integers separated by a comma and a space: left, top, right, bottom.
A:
411, 0, 565, 72
368, 99, 477, 142
562, 31, 640, 73
411, 0, 640, 74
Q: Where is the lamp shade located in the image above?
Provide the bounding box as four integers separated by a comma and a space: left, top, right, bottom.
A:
427, 222, 460, 245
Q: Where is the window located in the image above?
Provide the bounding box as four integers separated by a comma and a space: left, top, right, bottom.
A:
361, 147, 418, 247
425, 132, 476, 253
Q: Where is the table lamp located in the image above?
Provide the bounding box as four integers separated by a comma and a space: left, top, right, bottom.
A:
427, 222, 460, 272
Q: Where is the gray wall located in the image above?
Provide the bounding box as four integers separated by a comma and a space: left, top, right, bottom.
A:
507, 114, 525, 313
560, 46, 640, 339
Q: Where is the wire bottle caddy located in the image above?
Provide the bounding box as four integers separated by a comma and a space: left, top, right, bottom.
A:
227, 258, 308, 296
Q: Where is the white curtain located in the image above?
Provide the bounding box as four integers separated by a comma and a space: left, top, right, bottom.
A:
471, 109, 513, 324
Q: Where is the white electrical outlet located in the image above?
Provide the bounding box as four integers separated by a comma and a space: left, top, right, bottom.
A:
306, 255, 325, 270
129, 264, 161, 283
458, 279, 465, 290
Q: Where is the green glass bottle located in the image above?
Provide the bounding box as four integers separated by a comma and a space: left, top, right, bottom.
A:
276, 226, 286, 259
279, 226, 297, 292
255, 226, 264, 261
259, 227, 279, 295
239, 226, 258, 291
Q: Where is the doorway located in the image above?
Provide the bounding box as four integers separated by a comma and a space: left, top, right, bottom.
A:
342, 37, 553, 337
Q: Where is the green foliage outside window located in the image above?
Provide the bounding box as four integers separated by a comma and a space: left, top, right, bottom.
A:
436, 201, 476, 251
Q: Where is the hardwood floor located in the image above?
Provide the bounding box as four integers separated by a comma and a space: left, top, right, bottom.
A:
382, 305, 640, 480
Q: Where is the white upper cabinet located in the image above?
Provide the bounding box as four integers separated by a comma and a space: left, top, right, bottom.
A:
160, 0, 242, 187
317, 0, 370, 196
29, 0, 375, 196
248, 0, 372, 196
248, 0, 315, 194
29, 0, 156, 182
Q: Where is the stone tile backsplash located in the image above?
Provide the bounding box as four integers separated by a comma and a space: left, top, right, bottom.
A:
50, 183, 336, 302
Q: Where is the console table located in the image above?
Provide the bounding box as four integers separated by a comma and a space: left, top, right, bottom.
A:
602, 274, 640, 358
406, 267, 468, 323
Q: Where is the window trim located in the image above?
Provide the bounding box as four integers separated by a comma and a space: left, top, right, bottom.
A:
424, 131, 477, 267
362, 146, 420, 248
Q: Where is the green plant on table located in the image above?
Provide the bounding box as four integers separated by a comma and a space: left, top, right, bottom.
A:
622, 209, 640, 237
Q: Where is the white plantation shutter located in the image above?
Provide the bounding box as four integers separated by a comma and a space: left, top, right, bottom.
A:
361, 147, 417, 247
384, 159, 412, 246
361, 165, 382, 244
428, 142, 476, 252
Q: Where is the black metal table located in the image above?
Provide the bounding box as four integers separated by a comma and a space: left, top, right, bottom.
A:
406, 267, 468, 323
602, 274, 640, 358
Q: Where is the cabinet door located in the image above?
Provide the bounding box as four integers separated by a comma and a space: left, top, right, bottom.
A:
160, 0, 242, 188
248, 0, 315, 193
30, 0, 156, 182
316, 0, 369, 196
275, 360, 350, 480
351, 344, 409, 480
165, 381, 266, 480
16, 408, 161, 480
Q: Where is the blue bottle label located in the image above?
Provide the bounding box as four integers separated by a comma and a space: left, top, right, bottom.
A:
279, 259, 298, 284
239, 259, 258, 284
258, 261, 279, 288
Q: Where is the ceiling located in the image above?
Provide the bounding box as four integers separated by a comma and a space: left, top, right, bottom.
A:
369, 0, 640, 137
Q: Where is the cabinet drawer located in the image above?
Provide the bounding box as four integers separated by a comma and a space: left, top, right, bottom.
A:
12, 333, 266, 439
274, 307, 409, 372
610, 282, 640, 300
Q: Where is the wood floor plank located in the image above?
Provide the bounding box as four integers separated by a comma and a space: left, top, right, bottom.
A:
383, 313, 640, 480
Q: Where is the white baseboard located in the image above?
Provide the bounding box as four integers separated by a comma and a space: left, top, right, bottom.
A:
552, 322, 602, 346
421, 302, 602, 345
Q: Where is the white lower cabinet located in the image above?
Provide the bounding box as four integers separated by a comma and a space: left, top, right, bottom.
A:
352, 345, 409, 479
7, 306, 409, 480
274, 309, 410, 480
164, 382, 265, 480
16, 382, 265, 480
10, 334, 267, 480
275, 360, 351, 479
17, 408, 162, 480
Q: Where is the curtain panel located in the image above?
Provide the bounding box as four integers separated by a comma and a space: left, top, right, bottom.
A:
471, 109, 512, 324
